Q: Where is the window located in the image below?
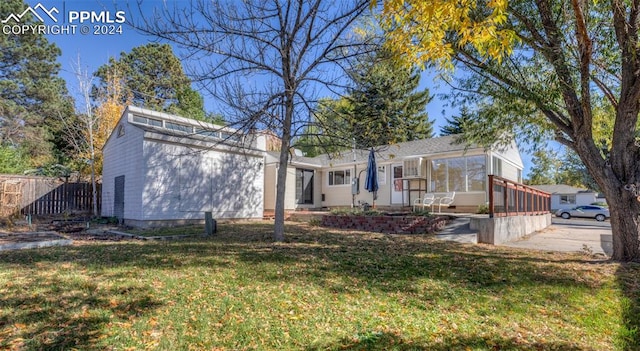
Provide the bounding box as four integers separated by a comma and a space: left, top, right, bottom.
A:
431, 159, 447, 192
377, 165, 386, 184
430, 156, 487, 192
447, 157, 466, 191
195, 128, 221, 139
403, 158, 421, 177
328, 169, 351, 186
559, 194, 576, 204
132, 115, 162, 127
221, 131, 242, 143
117, 125, 125, 137
492, 156, 503, 176
166, 122, 193, 133
296, 169, 314, 204
467, 156, 486, 191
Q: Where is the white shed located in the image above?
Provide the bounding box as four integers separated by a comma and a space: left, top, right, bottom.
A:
101, 106, 265, 227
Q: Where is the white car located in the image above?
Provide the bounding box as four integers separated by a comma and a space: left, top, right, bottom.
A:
555, 205, 610, 222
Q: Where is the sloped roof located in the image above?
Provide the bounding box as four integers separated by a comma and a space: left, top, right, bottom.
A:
269, 134, 483, 167
530, 184, 596, 194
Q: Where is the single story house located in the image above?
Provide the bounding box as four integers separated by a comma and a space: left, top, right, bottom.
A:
102, 107, 526, 226
101, 106, 265, 227
530, 184, 603, 211
264, 136, 524, 213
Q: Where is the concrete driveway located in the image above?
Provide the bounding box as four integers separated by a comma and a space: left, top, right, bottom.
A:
501, 218, 612, 256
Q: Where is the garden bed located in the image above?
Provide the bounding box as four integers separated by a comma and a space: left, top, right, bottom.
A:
321, 213, 452, 234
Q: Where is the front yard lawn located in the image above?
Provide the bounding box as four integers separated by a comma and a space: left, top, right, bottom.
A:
0, 221, 637, 350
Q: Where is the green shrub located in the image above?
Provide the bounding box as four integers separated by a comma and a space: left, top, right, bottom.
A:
476, 203, 490, 214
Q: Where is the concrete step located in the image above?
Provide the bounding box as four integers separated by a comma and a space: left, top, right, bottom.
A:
435, 217, 478, 244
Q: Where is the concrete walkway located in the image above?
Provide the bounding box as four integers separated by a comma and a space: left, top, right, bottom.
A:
501, 219, 612, 256
436, 215, 612, 257
435, 217, 478, 244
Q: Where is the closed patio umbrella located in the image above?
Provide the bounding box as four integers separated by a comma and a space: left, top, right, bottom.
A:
364, 148, 378, 208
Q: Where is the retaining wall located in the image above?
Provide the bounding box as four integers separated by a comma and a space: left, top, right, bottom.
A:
322, 215, 450, 234
470, 214, 552, 244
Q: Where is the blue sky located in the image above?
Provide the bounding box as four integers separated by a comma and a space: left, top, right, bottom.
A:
23, 0, 534, 174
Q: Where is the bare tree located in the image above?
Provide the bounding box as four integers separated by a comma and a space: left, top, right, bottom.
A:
60, 56, 99, 216
134, 0, 373, 240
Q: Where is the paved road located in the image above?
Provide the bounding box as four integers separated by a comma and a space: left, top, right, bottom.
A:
501, 217, 612, 256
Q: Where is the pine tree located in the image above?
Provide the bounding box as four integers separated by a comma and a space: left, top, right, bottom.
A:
440, 107, 474, 136
347, 49, 433, 148
94, 43, 205, 120
0, 0, 74, 169
526, 148, 562, 185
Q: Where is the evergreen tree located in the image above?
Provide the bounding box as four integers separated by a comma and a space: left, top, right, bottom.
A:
347, 49, 433, 148
440, 107, 473, 136
526, 148, 562, 185
0, 0, 74, 169
94, 43, 205, 120
294, 98, 353, 157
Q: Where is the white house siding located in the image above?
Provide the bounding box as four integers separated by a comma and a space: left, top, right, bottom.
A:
263, 164, 324, 211
142, 139, 264, 221
101, 118, 145, 220
492, 140, 525, 169
284, 167, 297, 209
263, 164, 277, 211
490, 141, 524, 182
321, 165, 357, 208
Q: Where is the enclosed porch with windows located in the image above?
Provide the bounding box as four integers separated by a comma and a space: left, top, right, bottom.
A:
400, 153, 519, 213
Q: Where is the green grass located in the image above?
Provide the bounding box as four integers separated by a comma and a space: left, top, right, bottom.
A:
0, 221, 638, 350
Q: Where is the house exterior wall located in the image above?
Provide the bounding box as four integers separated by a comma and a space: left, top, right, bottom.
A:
101, 117, 145, 220
319, 158, 490, 211
551, 192, 597, 211
263, 164, 277, 211
141, 139, 264, 222
103, 106, 265, 226
284, 167, 297, 209
263, 163, 323, 211
490, 141, 524, 182
266, 137, 524, 213
321, 164, 358, 208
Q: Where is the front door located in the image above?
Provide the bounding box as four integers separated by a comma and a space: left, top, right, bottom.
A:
391, 164, 406, 205
113, 175, 125, 222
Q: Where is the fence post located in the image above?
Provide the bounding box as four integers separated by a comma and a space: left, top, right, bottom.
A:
489, 175, 495, 218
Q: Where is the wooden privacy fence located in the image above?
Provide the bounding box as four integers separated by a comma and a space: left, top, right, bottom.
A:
0, 175, 101, 217
488, 175, 551, 218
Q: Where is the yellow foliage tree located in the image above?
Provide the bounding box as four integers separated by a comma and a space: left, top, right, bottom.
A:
377, 0, 515, 68
89, 67, 131, 175
379, 0, 640, 262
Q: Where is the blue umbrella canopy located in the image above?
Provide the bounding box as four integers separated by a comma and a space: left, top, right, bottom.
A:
365, 148, 378, 193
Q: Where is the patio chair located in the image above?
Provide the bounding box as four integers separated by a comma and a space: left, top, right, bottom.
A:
437, 192, 456, 213
413, 193, 435, 212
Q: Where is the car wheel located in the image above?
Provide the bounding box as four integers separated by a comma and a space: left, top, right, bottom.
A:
561, 212, 571, 219
595, 214, 606, 222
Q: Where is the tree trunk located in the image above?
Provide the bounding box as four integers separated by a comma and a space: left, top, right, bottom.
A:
273, 94, 294, 242
574, 131, 640, 262
273, 148, 289, 242
603, 187, 640, 261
